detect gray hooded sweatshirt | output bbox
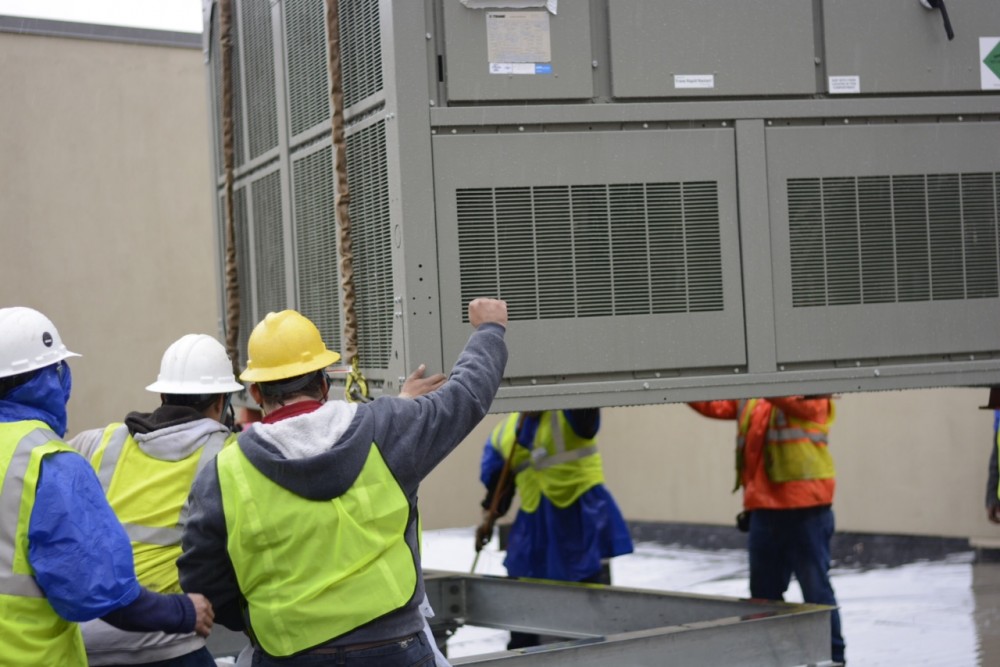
[178,322,507,655]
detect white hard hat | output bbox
[146,334,244,394]
[0,307,81,380]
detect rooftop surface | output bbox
[423,527,1000,666]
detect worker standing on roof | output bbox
[688,395,845,665]
[0,307,214,666]
[178,298,508,666]
[68,334,243,666]
[475,408,634,650]
[982,389,1000,524]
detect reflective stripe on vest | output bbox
[494,412,603,512]
[95,425,228,548]
[735,400,835,485]
[217,441,417,657]
[0,428,50,597]
[0,421,87,665]
[514,412,598,473]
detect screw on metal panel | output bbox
[429,100,436,106]
[451,128,457,134]
[655,371,661,378]
[642,382,650,390]
[592,60,598,68]
[721,121,728,127]
[733,368,740,374]
[767,120,773,126]
[855,360,861,367]
[394,296,402,303]
[970,354,976,360]
[814,57,821,65]
[957,116,964,122]
[530,378,537,385]
[779,365,785,371]
[643,123,649,129]
[843,118,850,124]
[431,129,437,134]
[426,33,432,40]
[873,369,880,377]
[518,126,524,131]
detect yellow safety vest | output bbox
[216,442,417,657]
[489,411,604,512]
[90,423,233,592]
[0,421,87,667]
[995,423,999,501]
[737,399,836,486]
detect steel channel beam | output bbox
[424,573,833,666]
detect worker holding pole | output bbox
[0,307,214,666]
[178,298,507,666]
[67,334,243,666]
[475,408,633,649]
[688,395,845,665]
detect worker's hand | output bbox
[474,510,495,552]
[989,502,1000,524]
[399,364,447,399]
[469,298,508,330]
[187,593,215,637]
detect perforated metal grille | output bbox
[346,121,392,369]
[251,172,287,317]
[788,173,1000,307]
[456,182,724,321]
[242,0,278,159]
[285,0,330,137]
[211,6,245,172]
[340,0,383,109]
[294,147,342,353]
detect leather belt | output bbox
[307,633,418,654]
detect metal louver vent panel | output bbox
[789,173,1000,308]
[251,172,287,317]
[294,147,341,353]
[456,182,724,321]
[340,0,383,109]
[242,0,278,159]
[346,121,392,369]
[285,0,330,137]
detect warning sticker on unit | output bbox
[981,37,1000,90]
[487,10,551,68]
[674,74,715,89]
[828,76,861,94]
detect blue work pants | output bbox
[748,506,845,664]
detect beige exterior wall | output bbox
[0,30,219,429]
[3,26,996,546]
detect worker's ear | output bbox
[248,383,263,408]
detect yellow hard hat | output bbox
[240,310,341,383]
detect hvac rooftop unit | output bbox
[203,0,1000,410]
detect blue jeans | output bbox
[118,647,217,667]
[250,633,433,666]
[748,507,845,664]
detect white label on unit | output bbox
[486,11,551,64]
[674,74,715,89]
[828,76,861,94]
